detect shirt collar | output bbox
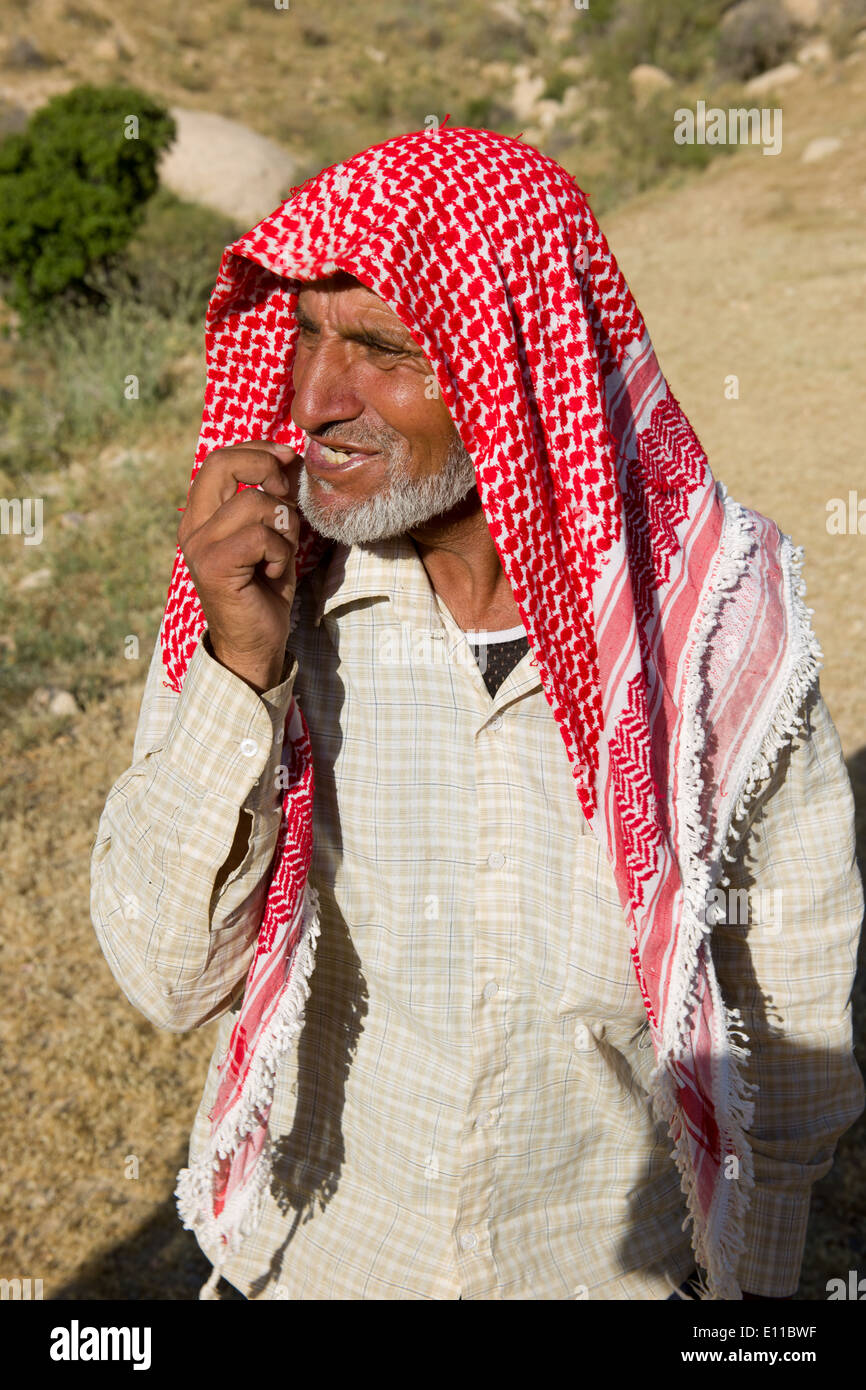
[309,532,543,702]
[311,533,439,631]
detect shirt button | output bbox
[474,1111,495,1128]
[482,980,499,1000]
[239,737,259,757]
[573,1022,593,1050]
[490,715,503,731]
[487,850,506,869]
[458,1231,478,1252]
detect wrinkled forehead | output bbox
[291,270,420,340]
[294,270,377,301]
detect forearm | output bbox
[90,630,296,1032]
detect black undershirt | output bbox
[465,632,530,697]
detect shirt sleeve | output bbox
[90,629,298,1033]
[709,685,866,1298]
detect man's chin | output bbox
[297,476,406,545]
[296,452,478,546]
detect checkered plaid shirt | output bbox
[91,534,864,1299]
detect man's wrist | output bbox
[204,631,289,695]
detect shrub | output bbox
[589,0,729,85]
[827,0,866,59]
[716,1,799,81]
[0,291,199,480]
[0,84,175,324]
[117,188,242,324]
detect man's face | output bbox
[290,272,476,544]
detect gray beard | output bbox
[296,432,477,546]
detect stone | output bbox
[510,64,546,121]
[801,136,842,162]
[560,56,588,78]
[780,0,822,26]
[157,108,299,228]
[796,37,832,64]
[31,685,78,716]
[744,61,803,94]
[16,567,52,591]
[628,63,674,102]
[533,98,562,132]
[5,36,52,69]
[91,34,128,63]
[48,689,79,717]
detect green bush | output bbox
[716,1,799,81]
[589,0,729,84]
[117,188,242,323]
[0,84,175,324]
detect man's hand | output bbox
[178,441,303,693]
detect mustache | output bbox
[314,427,404,454]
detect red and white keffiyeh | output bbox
[164,126,821,1299]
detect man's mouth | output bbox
[305,438,380,473]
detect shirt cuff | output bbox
[163,631,298,803]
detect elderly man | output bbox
[91,127,863,1301]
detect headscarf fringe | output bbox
[176,883,321,1252]
[647,482,820,1298]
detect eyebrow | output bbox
[294,302,417,352]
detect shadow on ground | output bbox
[50,1149,245,1301]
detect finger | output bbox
[182,443,301,538]
[201,520,295,591]
[190,486,299,550]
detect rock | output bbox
[157,108,299,228]
[92,34,128,63]
[628,63,674,102]
[780,0,821,26]
[491,0,525,26]
[533,99,562,132]
[801,136,842,163]
[479,61,512,84]
[510,64,546,121]
[16,567,52,592]
[48,689,79,717]
[744,61,803,94]
[364,46,386,64]
[59,510,87,529]
[560,56,588,78]
[561,86,585,118]
[31,686,78,716]
[796,37,832,64]
[4,37,52,69]
[97,445,158,472]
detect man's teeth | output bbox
[320,445,353,463]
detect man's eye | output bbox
[367,341,403,356]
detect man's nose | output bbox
[290,336,364,435]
